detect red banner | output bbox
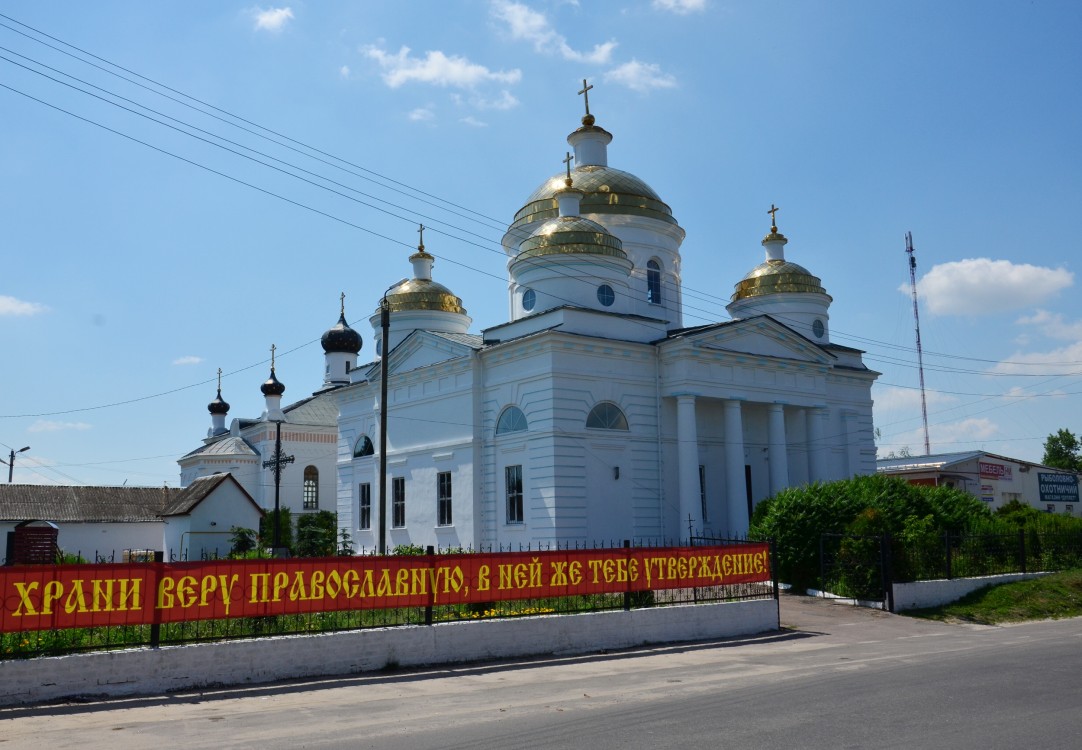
[0,544,771,633]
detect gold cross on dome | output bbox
[767,203,780,229]
[563,151,574,186]
[216,367,222,390]
[417,223,425,251]
[578,78,593,117]
[270,344,276,371]
[340,291,346,316]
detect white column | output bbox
[768,403,789,495]
[676,394,700,538]
[843,410,860,478]
[724,399,747,537]
[807,406,827,482]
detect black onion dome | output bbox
[321,312,363,354]
[261,369,285,397]
[208,388,230,415]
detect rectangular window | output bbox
[437,471,453,526]
[392,477,406,528]
[699,465,708,523]
[505,465,523,524]
[359,483,371,530]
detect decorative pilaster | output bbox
[724,399,747,536]
[676,394,700,538]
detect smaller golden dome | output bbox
[515,216,626,261]
[731,260,832,302]
[383,278,467,314]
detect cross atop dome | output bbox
[578,78,595,127]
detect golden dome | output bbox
[510,165,676,233]
[383,278,467,314]
[515,215,626,261]
[731,260,832,302]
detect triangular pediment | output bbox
[676,316,835,365]
[365,330,477,379]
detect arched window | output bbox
[647,260,662,304]
[586,402,629,431]
[354,435,374,457]
[496,406,528,435]
[303,465,319,509]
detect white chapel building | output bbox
[329,101,880,551]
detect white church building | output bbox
[180,93,879,551]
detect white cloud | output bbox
[881,417,1000,457]
[28,420,92,433]
[364,45,521,89]
[408,107,435,122]
[339,65,351,78]
[473,90,519,110]
[1015,310,1082,341]
[906,258,1073,316]
[490,1,617,64]
[873,385,955,414]
[460,116,488,128]
[653,0,707,14]
[172,355,203,366]
[0,295,47,316]
[604,60,677,92]
[989,339,1082,376]
[251,6,294,33]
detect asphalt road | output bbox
[2,595,1080,749]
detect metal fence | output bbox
[818,530,1082,609]
[2,538,775,660]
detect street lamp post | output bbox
[6,446,30,483]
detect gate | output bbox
[818,533,893,611]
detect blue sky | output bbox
[2,0,1080,486]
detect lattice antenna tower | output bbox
[906,231,931,455]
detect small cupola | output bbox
[727,205,833,343]
[207,368,230,437]
[321,293,362,387]
[260,344,286,421]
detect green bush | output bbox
[229,526,258,556]
[295,511,338,557]
[259,507,293,550]
[749,475,993,591]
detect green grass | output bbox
[906,570,1082,625]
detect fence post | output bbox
[881,533,895,614]
[623,539,632,611]
[425,545,435,625]
[818,534,825,593]
[1018,529,1027,575]
[150,551,164,648]
[770,538,780,603]
[944,532,952,580]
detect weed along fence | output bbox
[1,540,776,660]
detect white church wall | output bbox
[51,521,165,561]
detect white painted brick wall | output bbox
[0,599,777,706]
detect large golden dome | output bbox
[731,260,831,302]
[383,278,467,314]
[509,165,676,233]
[515,215,626,261]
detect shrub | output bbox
[295,511,338,557]
[259,507,293,550]
[749,475,993,591]
[229,526,258,556]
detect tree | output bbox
[1043,429,1082,471]
[259,507,293,551]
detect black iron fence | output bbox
[2,538,775,660]
[819,530,1082,608]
